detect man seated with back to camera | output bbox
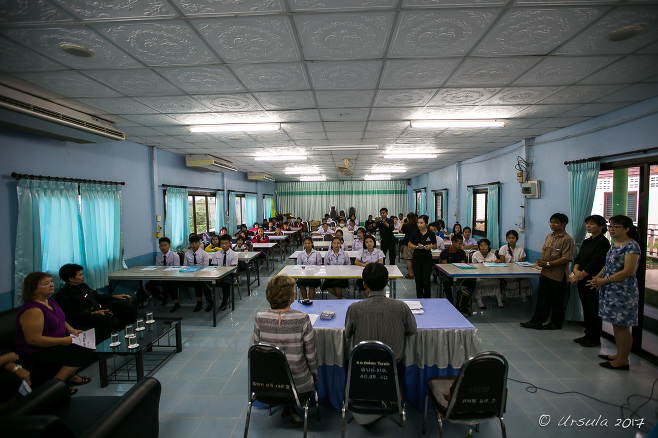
[54,263,137,342]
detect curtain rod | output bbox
[467,181,500,188]
[227,189,257,195]
[263,193,274,197]
[564,147,658,165]
[431,188,448,192]
[162,184,220,191]
[11,172,125,185]
[414,186,427,191]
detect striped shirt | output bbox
[324,249,350,266]
[253,309,318,393]
[352,239,364,252]
[297,249,323,266]
[357,248,385,264]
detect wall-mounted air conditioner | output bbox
[247,172,275,181]
[185,154,237,172]
[0,84,124,143]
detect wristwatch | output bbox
[12,364,22,373]
[546,261,551,267]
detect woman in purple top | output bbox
[15,272,94,391]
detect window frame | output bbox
[415,190,422,216]
[434,192,444,224]
[472,188,488,238]
[188,191,216,235]
[235,193,246,229]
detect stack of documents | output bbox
[403,300,424,315]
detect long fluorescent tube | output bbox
[255,155,307,161]
[300,176,326,181]
[384,154,437,159]
[285,168,320,174]
[410,120,505,128]
[189,123,281,133]
[312,145,379,151]
[365,174,392,180]
[371,167,407,173]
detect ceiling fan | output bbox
[336,158,354,176]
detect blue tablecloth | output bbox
[290,298,482,411]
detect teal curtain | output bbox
[419,188,426,217]
[565,161,600,322]
[464,187,473,229]
[276,180,408,221]
[245,193,258,227]
[80,183,124,290]
[14,180,84,306]
[228,192,236,233]
[486,184,500,247]
[165,187,189,252]
[215,190,225,230]
[263,195,274,220]
[442,189,449,229]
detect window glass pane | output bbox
[435,194,442,222]
[241,198,247,227]
[235,197,242,228]
[188,196,195,234]
[627,192,638,221]
[474,192,487,233]
[604,192,613,218]
[207,196,216,233]
[195,197,208,233]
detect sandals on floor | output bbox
[67,375,92,386]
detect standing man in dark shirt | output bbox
[54,264,137,341]
[375,207,396,265]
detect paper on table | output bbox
[201,266,219,271]
[402,300,423,310]
[483,262,507,267]
[164,266,185,271]
[141,266,159,270]
[453,263,476,269]
[71,328,96,350]
[515,262,532,267]
[308,314,320,326]
[411,309,425,315]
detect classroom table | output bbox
[237,251,261,295]
[288,298,482,411]
[108,265,237,327]
[276,264,403,298]
[435,262,541,298]
[262,235,290,259]
[288,250,385,263]
[312,241,353,250]
[248,242,278,272]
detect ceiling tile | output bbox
[403,0,508,5]
[559,102,632,117]
[94,21,217,66]
[485,87,563,105]
[267,109,321,122]
[380,59,461,89]
[289,132,327,140]
[418,106,478,118]
[513,56,620,86]
[315,90,375,108]
[513,104,580,118]
[0,36,66,72]
[1,27,140,69]
[320,108,370,122]
[579,55,658,84]
[326,131,365,140]
[170,0,284,15]
[230,63,309,91]
[253,91,315,110]
[428,88,500,106]
[290,0,395,11]
[366,121,409,131]
[76,97,160,114]
[374,89,437,107]
[294,12,394,60]
[473,7,604,56]
[308,61,382,89]
[556,6,658,55]
[170,111,270,124]
[155,66,244,93]
[389,9,500,57]
[192,93,263,112]
[135,96,214,113]
[538,84,625,104]
[193,16,300,62]
[53,0,176,20]
[447,57,541,86]
[17,70,121,97]
[117,114,182,125]
[323,122,367,131]
[594,83,658,103]
[369,107,423,120]
[0,0,72,23]
[281,122,324,132]
[83,69,182,95]
[529,117,591,128]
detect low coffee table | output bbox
[96,319,182,387]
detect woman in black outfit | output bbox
[408,215,437,298]
[400,213,418,279]
[569,215,610,347]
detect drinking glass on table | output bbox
[124,324,135,338]
[135,318,145,331]
[145,312,154,324]
[110,331,120,347]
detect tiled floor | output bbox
[76,255,658,438]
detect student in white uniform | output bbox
[355,235,385,293]
[210,234,238,311]
[334,229,350,251]
[296,237,323,300]
[498,229,531,302]
[323,236,351,299]
[352,227,366,252]
[183,235,212,312]
[472,238,504,308]
[335,220,354,245]
[314,222,333,236]
[145,237,180,311]
[347,219,357,232]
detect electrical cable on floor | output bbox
[508,376,658,433]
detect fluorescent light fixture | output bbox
[255,155,307,161]
[384,153,437,159]
[284,167,319,174]
[410,120,505,129]
[371,167,407,173]
[365,174,392,180]
[189,123,281,133]
[312,145,379,151]
[300,175,326,181]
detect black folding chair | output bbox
[423,351,508,437]
[244,343,319,438]
[342,341,405,437]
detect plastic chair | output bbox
[244,343,319,438]
[342,341,405,437]
[422,351,508,437]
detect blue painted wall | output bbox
[0,127,275,311]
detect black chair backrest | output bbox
[348,207,356,218]
[329,207,337,219]
[248,343,299,407]
[178,252,185,265]
[447,352,508,419]
[339,210,346,218]
[323,234,334,241]
[0,308,19,351]
[346,341,399,405]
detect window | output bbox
[472,189,488,237]
[188,192,216,235]
[415,190,422,215]
[235,194,246,228]
[434,192,443,223]
[603,191,638,221]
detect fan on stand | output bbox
[336,159,354,176]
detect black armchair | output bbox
[0,377,161,438]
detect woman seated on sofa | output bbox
[15,272,95,393]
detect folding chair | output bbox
[423,351,508,437]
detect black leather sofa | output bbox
[0,377,161,438]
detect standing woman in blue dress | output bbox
[588,215,641,371]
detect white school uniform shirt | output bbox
[211,248,238,267]
[358,248,385,264]
[183,249,209,267]
[315,227,334,235]
[155,249,179,266]
[499,244,526,263]
[352,239,364,252]
[297,249,323,266]
[472,251,497,264]
[336,226,354,243]
[463,237,478,247]
[436,237,445,250]
[324,249,351,266]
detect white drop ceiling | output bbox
[0,0,657,181]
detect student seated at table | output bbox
[235,234,253,252]
[267,221,276,232]
[334,229,350,251]
[435,220,447,239]
[323,236,351,299]
[347,219,357,231]
[352,227,366,252]
[499,229,531,303]
[471,239,504,309]
[273,225,284,236]
[294,217,305,231]
[296,237,323,300]
[429,223,446,250]
[182,233,205,252]
[253,275,318,427]
[349,213,358,227]
[210,234,237,311]
[364,215,377,235]
[461,227,478,250]
[315,222,334,235]
[249,222,260,235]
[205,234,222,253]
[55,264,137,342]
[355,235,384,295]
[253,227,270,243]
[183,235,213,312]
[145,237,180,310]
[438,234,475,307]
[449,223,462,241]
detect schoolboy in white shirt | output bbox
[183,235,212,312]
[211,234,238,311]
